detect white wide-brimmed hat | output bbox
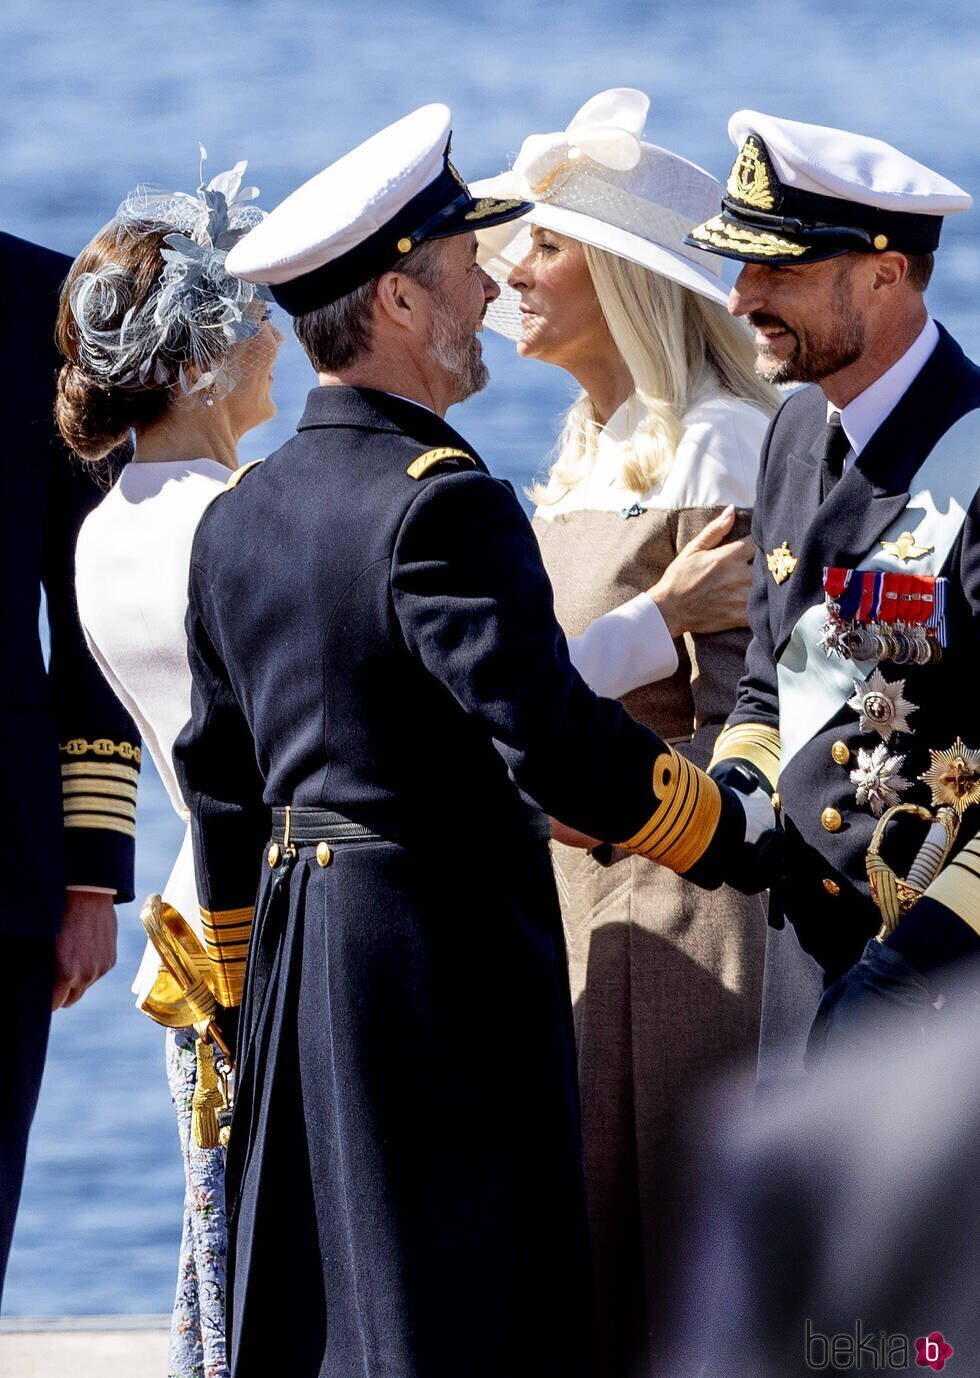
[473,88,729,339]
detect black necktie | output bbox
[817,412,850,502]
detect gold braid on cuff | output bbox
[709,722,781,791]
[200,906,255,1007]
[61,760,139,838]
[618,748,722,874]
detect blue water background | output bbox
[4,0,980,1315]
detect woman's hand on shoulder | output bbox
[647,505,754,637]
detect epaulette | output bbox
[406,448,476,480]
[226,458,265,490]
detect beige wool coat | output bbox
[533,392,769,1378]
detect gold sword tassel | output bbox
[191,1036,225,1150]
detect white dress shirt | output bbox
[830,315,940,466]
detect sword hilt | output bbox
[867,804,960,939]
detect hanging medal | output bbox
[821,566,947,665]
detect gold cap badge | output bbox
[726,137,777,212]
[766,542,797,584]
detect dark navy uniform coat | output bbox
[1,233,139,932]
[720,326,980,1060]
[174,386,744,1378]
[0,232,138,1297]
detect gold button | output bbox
[396,236,413,254]
[770,791,781,814]
[822,878,841,897]
[831,740,850,766]
[267,843,281,868]
[821,807,842,833]
[316,841,332,868]
[873,233,889,251]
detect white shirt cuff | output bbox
[66,885,117,897]
[566,593,679,699]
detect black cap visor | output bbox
[685,209,862,266]
[686,193,944,268]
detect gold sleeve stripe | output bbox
[64,813,136,839]
[626,753,697,854]
[709,723,781,789]
[62,779,137,802]
[926,838,980,937]
[619,748,722,875]
[199,907,254,926]
[200,906,255,1006]
[64,797,136,821]
[61,761,139,784]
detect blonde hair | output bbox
[530,244,778,504]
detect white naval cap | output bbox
[225,104,531,315]
[686,110,972,266]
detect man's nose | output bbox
[480,266,500,303]
[728,264,767,318]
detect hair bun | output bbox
[55,360,141,462]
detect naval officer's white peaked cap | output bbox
[728,111,972,213]
[225,104,530,316]
[687,110,972,267]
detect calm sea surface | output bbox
[4,0,980,1316]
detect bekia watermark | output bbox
[805,1319,955,1371]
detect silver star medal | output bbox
[850,744,911,817]
[847,668,916,740]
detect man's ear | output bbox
[376,270,427,333]
[870,251,908,293]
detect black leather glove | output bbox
[805,939,936,1072]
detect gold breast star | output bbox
[847,668,916,740]
[766,542,797,584]
[880,531,933,562]
[919,737,980,815]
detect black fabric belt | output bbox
[270,808,381,846]
[269,804,553,847]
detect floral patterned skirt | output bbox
[165,1026,229,1378]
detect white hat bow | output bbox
[512,88,650,198]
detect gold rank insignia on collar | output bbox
[406,448,475,479]
[766,541,797,584]
[880,530,934,561]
